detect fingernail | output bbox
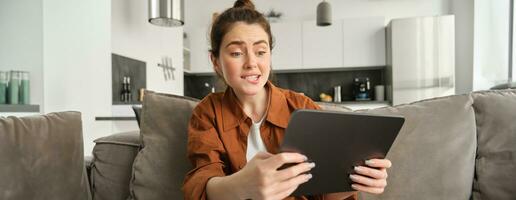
[307,173,313,179]
[349,174,358,180]
[309,162,316,168]
[366,159,375,165]
[351,184,358,190]
[303,156,308,161]
[354,166,362,172]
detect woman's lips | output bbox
[242,75,260,84]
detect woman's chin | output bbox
[237,84,266,96]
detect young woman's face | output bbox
[212,22,271,96]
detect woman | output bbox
[183,1,391,199]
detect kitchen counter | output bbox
[316,101,390,111]
[0,104,40,113]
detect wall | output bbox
[43,0,112,155]
[0,0,43,108]
[451,0,474,94]
[112,0,184,96]
[111,0,184,134]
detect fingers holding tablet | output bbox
[349,158,391,194]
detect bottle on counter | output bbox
[0,71,7,104]
[7,71,20,104]
[19,71,30,104]
[120,76,127,102]
[125,76,132,102]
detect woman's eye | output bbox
[257,51,267,56]
[230,52,243,57]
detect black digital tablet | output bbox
[280,109,405,197]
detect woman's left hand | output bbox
[349,158,392,194]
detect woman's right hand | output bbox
[230,151,315,200]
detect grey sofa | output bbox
[88,89,516,200]
[0,112,92,200]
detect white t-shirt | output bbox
[246,117,267,162]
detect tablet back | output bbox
[280,109,404,197]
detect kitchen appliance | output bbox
[375,85,385,101]
[386,15,455,105]
[333,85,341,102]
[353,77,371,101]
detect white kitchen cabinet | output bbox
[302,20,343,69]
[189,27,213,73]
[270,22,303,70]
[342,17,386,67]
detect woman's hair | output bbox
[209,0,274,58]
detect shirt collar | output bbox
[221,81,290,131]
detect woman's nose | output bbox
[244,52,258,69]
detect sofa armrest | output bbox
[90,131,141,200]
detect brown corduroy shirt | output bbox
[183,81,357,200]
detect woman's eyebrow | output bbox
[253,40,268,46]
[225,40,268,48]
[225,40,245,48]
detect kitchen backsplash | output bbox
[184,67,385,102]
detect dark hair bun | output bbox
[233,0,255,10]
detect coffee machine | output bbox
[353,77,371,100]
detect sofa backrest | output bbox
[359,94,477,200]
[0,112,91,200]
[471,89,516,200]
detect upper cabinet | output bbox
[302,20,344,69]
[186,17,386,73]
[270,22,303,70]
[342,17,386,67]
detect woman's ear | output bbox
[210,53,223,77]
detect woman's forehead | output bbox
[222,22,269,46]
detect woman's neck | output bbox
[234,86,268,123]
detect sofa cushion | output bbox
[129,91,199,200]
[0,112,91,200]
[359,94,477,200]
[472,89,516,200]
[91,131,140,200]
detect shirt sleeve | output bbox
[303,95,322,110]
[182,105,227,200]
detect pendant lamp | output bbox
[148,0,184,27]
[317,0,332,26]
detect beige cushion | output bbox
[0,112,91,200]
[359,94,477,200]
[471,89,516,200]
[129,91,199,200]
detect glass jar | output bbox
[19,71,30,104]
[0,71,7,104]
[8,70,20,104]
